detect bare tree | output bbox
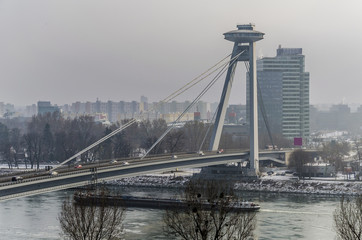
[334,195,362,240]
[259,133,293,149]
[112,127,132,158]
[321,141,351,171]
[0,123,11,168]
[139,119,167,155]
[288,149,314,178]
[23,131,42,169]
[163,179,257,240]
[164,128,185,154]
[58,189,126,240]
[353,139,362,180]
[183,121,210,152]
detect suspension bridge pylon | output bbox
[209,24,264,175]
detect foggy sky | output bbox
[1,0,362,106]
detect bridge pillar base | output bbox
[243,168,260,178]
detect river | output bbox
[0,187,340,240]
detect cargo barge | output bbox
[74,193,260,211]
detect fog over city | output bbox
[1,0,362,106]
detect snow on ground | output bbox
[107,168,198,188]
[235,177,362,196]
[0,164,57,176]
[108,168,362,196]
[108,175,189,188]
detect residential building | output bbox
[160,112,194,123]
[25,104,37,117]
[37,101,60,115]
[140,95,148,112]
[196,101,210,120]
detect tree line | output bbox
[0,112,248,169]
[0,111,302,170]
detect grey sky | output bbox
[1,0,362,106]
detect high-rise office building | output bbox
[248,45,310,141]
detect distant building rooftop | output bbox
[37,101,59,115]
[276,45,302,56]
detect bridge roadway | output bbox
[0,150,287,201]
[0,152,251,201]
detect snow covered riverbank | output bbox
[235,178,362,196]
[107,170,362,196]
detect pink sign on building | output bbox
[294,137,303,146]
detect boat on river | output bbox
[74,193,260,211]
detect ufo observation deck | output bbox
[223,24,264,43]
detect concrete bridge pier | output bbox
[209,24,264,176]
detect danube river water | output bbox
[0,187,340,240]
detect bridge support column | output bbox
[248,41,259,175]
[208,24,264,176]
[209,42,239,151]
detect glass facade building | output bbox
[247,46,310,141]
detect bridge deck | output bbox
[0,150,287,201]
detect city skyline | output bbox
[3,97,362,123]
[1,1,362,106]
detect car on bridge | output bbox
[74,164,82,169]
[217,149,224,154]
[11,176,23,182]
[49,171,58,176]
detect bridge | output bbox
[0,150,288,201]
[51,24,265,176]
[1,24,285,201]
